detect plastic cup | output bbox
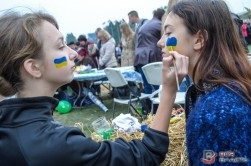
[92,117,113,139]
[100,128,114,140]
[137,107,142,115]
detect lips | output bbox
[71,65,76,71]
[161,51,166,57]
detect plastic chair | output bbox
[142,62,186,114]
[104,68,150,118]
[142,62,163,114]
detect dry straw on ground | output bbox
[85,113,187,165]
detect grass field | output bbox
[53,89,133,136]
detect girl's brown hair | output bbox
[172,0,251,103]
[0,11,58,96]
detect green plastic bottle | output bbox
[136,98,142,115]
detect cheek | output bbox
[53,56,68,69]
[176,34,194,56]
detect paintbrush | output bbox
[166,37,180,90]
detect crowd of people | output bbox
[0,0,250,165]
[242,19,251,45]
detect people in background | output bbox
[158,0,251,165]
[95,27,102,51]
[128,10,148,47]
[231,13,249,53]
[133,8,165,94]
[115,43,122,66]
[94,27,102,66]
[67,41,77,51]
[242,21,248,45]
[97,29,117,69]
[120,22,135,67]
[77,35,98,68]
[246,21,251,45]
[0,10,183,165]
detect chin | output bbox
[58,78,73,87]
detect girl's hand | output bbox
[162,51,189,90]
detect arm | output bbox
[43,126,169,165]
[151,51,189,133]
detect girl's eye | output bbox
[165,32,171,36]
[59,43,66,49]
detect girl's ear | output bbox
[194,30,207,51]
[23,59,42,78]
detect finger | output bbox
[168,51,189,81]
[162,57,177,86]
[162,56,174,69]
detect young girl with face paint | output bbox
[158,0,251,165]
[0,11,183,166]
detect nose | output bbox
[68,46,78,61]
[157,35,165,48]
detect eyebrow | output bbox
[56,36,64,44]
[164,24,173,30]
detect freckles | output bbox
[53,56,68,68]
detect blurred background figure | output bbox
[94,27,102,66]
[76,35,98,68]
[97,29,117,69]
[120,22,135,67]
[128,10,148,48]
[235,15,249,53]
[115,43,122,66]
[133,8,165,94]
[67,41,77,51]
[95,27,102,50]
[247,22,251,45]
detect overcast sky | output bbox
[0,0,250,38]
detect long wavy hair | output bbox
[171,0,251,104]
[119,22,134,40]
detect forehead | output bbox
[163,12,184,30]
[39,20,63,45]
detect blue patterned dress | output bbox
[185,83,251,165]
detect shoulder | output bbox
[141,18,148,24]
[201,85,248,107]
[187,84,251,127]
[197,85,249,114]
[106,38,115,44]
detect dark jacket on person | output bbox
[0,97,169,166]
[134,17,162,66]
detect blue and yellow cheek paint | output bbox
[166,37,177,51]
[54,56,67,68]
[165,37,180,90]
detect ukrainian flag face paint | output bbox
[54,56,67,68]
[166,37,177,51]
